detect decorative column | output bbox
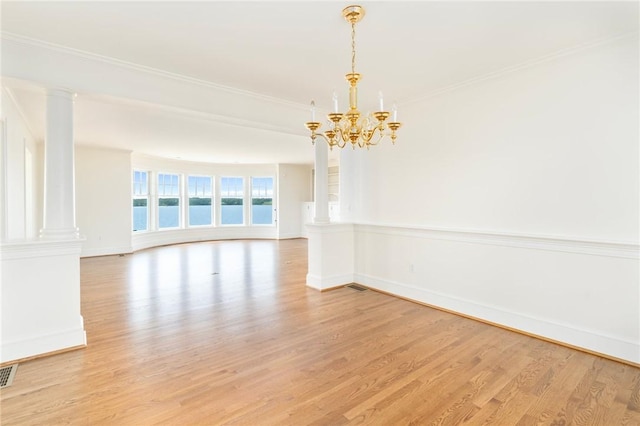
[40,89,79,240]
[313,139,330,224]
[306,141,354,291]
[1,88,86,363]
[339,147,356,222]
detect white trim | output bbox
[0,239,83,260]
[131,226,277,252]
[306,222,355,234]
[306,272,354,291]
[76,91,306,138]
[80,246,133,258]
[277,232,302,240]
[404,31,639,105]
[0,325,86,364]
[355,223,639,259]
[355,273,640,364]
[0,118,7,241]
[0,32,305,111]
[2,87,37,140]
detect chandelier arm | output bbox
[335,124,350,144]
[367,127,386,146]
[361,127,377,145]
[310,131,350,150]
[310,132,330,145]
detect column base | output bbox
[39,227,81,240]
[306,222,354,290]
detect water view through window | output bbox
[132,174,275,230]
[189,176,212,226]
[132,170,148,231]
[221,177,244,225]
[158,173,180,228]
[252,177,274,225]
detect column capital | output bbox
[47,88,75,100]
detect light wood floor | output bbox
[1,239,639,425]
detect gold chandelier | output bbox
[305,5,402,149]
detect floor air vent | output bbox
[346,284,368,292]
[0,364,18,388]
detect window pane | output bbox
[221,198,243,225]
[133,198,148,231]
[252,203,272,225]
[132,170,149,232]
[251,177,274,197]
[188,176,213,226]
[221,177,243,197]
[159,197,179,228]
[251,177,273,225]
[221,177,244,225]
[189,196,212,226]
[133,170,148,196]
[188,176,196,196]
[188,176,213,197]
[158,173,179,197]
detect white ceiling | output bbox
[1,1,638,164]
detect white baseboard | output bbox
[306,272,354,291]
[80,245,133,258]
[132,227,278,252]
[355,273,639,364]
[278,233,302,240]
[0,325,87,363]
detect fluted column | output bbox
[40,89,79,240]
[313,140,330,224]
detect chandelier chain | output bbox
[351,22,356,74]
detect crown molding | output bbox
[77,93,307,138]
[0,32,308,111]
[2,87,37,140]
[403,30,639,105]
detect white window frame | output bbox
[132,170,149,232]
[250,176,275,226]
[187,175,214,227]
[220,176,245,226]
[157,172,181,230]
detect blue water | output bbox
[189,205,212,226]
[133,205,273,230]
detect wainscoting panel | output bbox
[353,224,639,364]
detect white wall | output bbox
[1,88,41,241]
[277,164,311,239]
[76,146,132,257]
[349,35,639,363]
[1,240,86,362]
[356,35,639,238]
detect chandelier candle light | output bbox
[305,5,402,149]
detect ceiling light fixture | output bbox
[305,5,402,149]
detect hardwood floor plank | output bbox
[1,239,638,425]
